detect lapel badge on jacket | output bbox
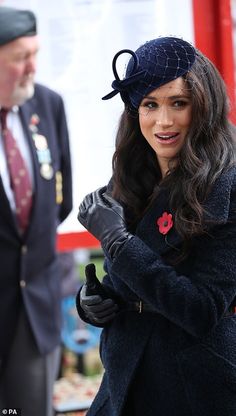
[29,113,54,180]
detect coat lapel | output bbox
[135,166,236,256]
[19,100,40,236]
[135,188,182,255]
[19,97,39,175]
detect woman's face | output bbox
[138,77,192,177]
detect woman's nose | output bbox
[155,105,174,127]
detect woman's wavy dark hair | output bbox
[112,50,236,240]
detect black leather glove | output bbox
[76,263,119,325]
[78,187,133,259]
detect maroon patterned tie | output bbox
[0,108,33,233]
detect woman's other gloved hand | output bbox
[76,263,119,325]
[78,187,133,259]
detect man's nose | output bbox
[25,56,37,74]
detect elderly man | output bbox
[0,6,72,416]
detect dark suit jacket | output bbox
[82,166,236,416]
[0,83,72,357]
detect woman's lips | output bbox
[155,132,179,144]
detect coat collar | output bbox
[203,166,236,222]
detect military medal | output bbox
[34,134,48,151]
[30,119,54,180]
[55,171,63,204]
[40,163,54,180]
[29,114,40,133]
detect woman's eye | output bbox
[173,100,189,108]
[143,102,157,110]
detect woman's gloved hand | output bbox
[79,285,119,324]
[76,263,119,325]
[78,187,133,259]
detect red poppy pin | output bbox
[157,212,173,235]
[29,113,40,133]
[30,113,40,125]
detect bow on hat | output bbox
[102,49,146,104]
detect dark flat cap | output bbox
[0,6,37,46]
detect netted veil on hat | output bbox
[102,37,196,109]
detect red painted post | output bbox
[192,0,236,123]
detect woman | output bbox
[76,37,236,415]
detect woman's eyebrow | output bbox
[168,94,191,99]
[142,93,191,100]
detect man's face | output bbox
[0,35,39,108]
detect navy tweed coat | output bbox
[82,166,236,416]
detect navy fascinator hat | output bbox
[102,37,196,109]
